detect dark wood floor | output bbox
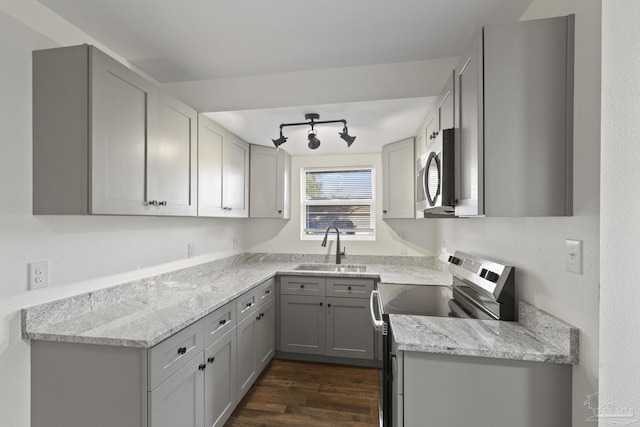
[226,359,379,426]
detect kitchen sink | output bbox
[292,263,367,273]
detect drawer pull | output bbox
[348,286,352,291]
[246,302,253,308]
[177,347,187,355]
[256,315,261,321]
[198,364,206,371]
[328,303,332,308]
[319,302,323,307]
[300,285,305,289]
[219,319,227,326]
[260,313,264,318]
[208,357,215,364]
[265,289,271,295]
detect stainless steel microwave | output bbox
[416,128,455,216]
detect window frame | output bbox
[300,166,376,241]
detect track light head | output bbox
[307,130,321,150]
[272,134,287,148]
[339,127,356,147]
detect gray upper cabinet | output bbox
[436,71,455,133]
[33,44,197,216]
[455,15,574,217]
[197,115,249,218]
[147,93,198,216]
[249,145,291,219]
[381,138,415,219]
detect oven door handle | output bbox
[370,290,385,332]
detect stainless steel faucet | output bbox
[321,226,346,264]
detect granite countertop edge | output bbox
[22,253,578,365]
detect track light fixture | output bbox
[271,113,356,150]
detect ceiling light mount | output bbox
[272,113,356,150]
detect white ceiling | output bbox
[205,98,436,156]
[36,0,533,154]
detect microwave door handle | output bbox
[370,290,385,331]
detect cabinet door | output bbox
[147,93,197,216]
[325,297,374,360]
[249,145,290,219]
[223,133,249,217]
[381,138,415,219]
[204,329,236,427]
[236,315,257,401]
[437,71,455,132]
[91,46,157,215]
[148,354,204,427]
[454,30,484,217]
[255,297,275,373]
[279,295,325,355]
[197,115,225,216]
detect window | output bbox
[301,167,375,240]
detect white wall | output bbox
[420,2,602,426]
[600,0,640,418]
[0,6,245,427]
[245,153,439,257]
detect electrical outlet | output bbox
[29,261,49,289]
[565,240,583,274]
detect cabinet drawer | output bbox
[326,278,374,298]
[280,276,326,296]
[201,300,236,348]
[148,320,203,390]
[236,290,259,323]
[255,278,275,305]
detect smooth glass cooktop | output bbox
[378,283,455,317]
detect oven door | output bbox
[370,290,392,427]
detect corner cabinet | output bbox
[30,278,278,427]
[381,138,415,219]
[279,276,375,360]
[33,44,197,216]
[455,15,574,217]
[197,115,250,217]
[249,145,291,219]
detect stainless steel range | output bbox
[370,251,515,427]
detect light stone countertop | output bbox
[390,301,579,364]
[22,253,578,364]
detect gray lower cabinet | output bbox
[400,351,572,427]
[30,280,278,427]
[280,294,326,354]
[325,296,373,359]
[236,279,276,401]
[148,355,205,427]
[204,328,237,427]
[256,297,276,371]
[279,276,375,360]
